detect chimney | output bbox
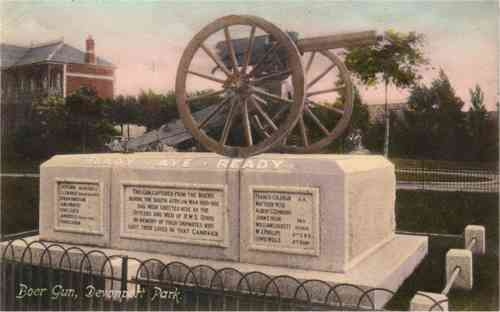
[85,35,96,64]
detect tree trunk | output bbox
[120,124,124,136]
[81,119,87,153]
[383,80,390,157]
[127,124,130,139]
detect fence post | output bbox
[421,159,425,191]
[121,256,128,307]
[409,225,486,311]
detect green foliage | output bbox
[345,30,428,156]
[391,70,467,160]
[327,85,372,152]
[386,71,497,162]
[66,87,101,119]
[65,87,117,152]
[13,95,68,158]
[466,85,498,161]
[11,87,118,160]
[364,116,386,154]
[106,95,142,136]
[345,30,427,88]
[470,85,486,113]
[136,89,179,131]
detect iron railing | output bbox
[0,238,448,311]
[395,167,498,193]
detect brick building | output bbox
[1,36,115,136]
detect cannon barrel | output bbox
[296,30,380,53]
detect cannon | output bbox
[176,15,379,157]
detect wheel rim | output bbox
[279,50,353,153]
[176,15,304,158]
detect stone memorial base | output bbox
[22,152,429,308]
[0,234,427,309]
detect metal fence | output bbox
[0,238,443,311]
[395,167,499,193]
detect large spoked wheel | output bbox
[176,15,305,158]
[279,50,353,153]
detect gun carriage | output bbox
[176,15,379,157]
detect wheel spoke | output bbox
[198,95,232,129]
[307,99,344,115]
[305,52,316,75]
[248,96,278,131]
[270,103,289,121]
[252,70,291,84]
[252,94,268,106]
[219,97,238,145]
[187,89,225,102]
[248,42,280,76]
[250,86,294,104]
[304,106,330,135]
[298,116,309,147]
[307,86,344,97]
[252,115,271,138]
[242,26,256,74]
[241,99,253,146]
[201,43,232,77]
[307,63,335,89]
[224,27,239,72]
[188,70,226,84]
[252,101,288,132]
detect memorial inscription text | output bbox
[56,181,102,234]
[122,184,227,247]
[251,187,319,255]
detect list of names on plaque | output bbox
[251,187,318,255]
[122,184,226,246]
[56,181,102,234]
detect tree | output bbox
[66,86,116,152]
[137,89,221,132]
[137,89,164,131]
[466,85,496,161]
[108,95,127,136]
[320,85,371,153]
[13,96,67,159]
[396,70,467,160]
[106,95,140,138]
[345,30,428,156]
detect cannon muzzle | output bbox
[296,30,379,53]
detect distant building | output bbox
[1,36,115,137]
[367,102,409,122]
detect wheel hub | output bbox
[224,73,251,97]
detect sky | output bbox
[1,1,498,110]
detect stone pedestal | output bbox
[35,152,427,306]
[239,154,395,272]
[39,154,118,247]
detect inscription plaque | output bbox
[55,180,103,235]
[121,182,228,247]
[250,186,319,256]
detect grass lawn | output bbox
[387,190,498,310]
[1,177,39,235]
[1,156,44,173]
